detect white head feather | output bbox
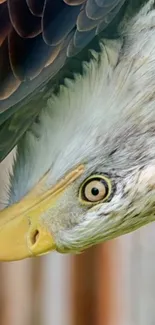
[7,0,155,251]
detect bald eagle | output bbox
[0,0,154,261]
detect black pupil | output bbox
[91,187,99,196]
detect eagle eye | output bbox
[79,174,112,205]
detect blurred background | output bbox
[1,152,155,325]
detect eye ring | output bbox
[79,174,112,206]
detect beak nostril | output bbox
[28,226,55,255]
[31,229,39,246]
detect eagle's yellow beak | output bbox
[0,165,84,261]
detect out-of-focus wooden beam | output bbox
[125,225,155,325]
[71,247,97,325]
[72,240,125,325]
[41,253,72,325]
[31,257,43,325]
[95,239,124,325]
[0,260,34,325]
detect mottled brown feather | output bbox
[0,0,129,160]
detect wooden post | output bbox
[71,240,125,325]
[71,247,97,325]
[95,240,125,325]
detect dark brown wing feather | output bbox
[0,0,128,161]
[0,0,126,108]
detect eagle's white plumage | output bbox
[10,1,155,201]
[9,39,121,204]
[1,0,155,256]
